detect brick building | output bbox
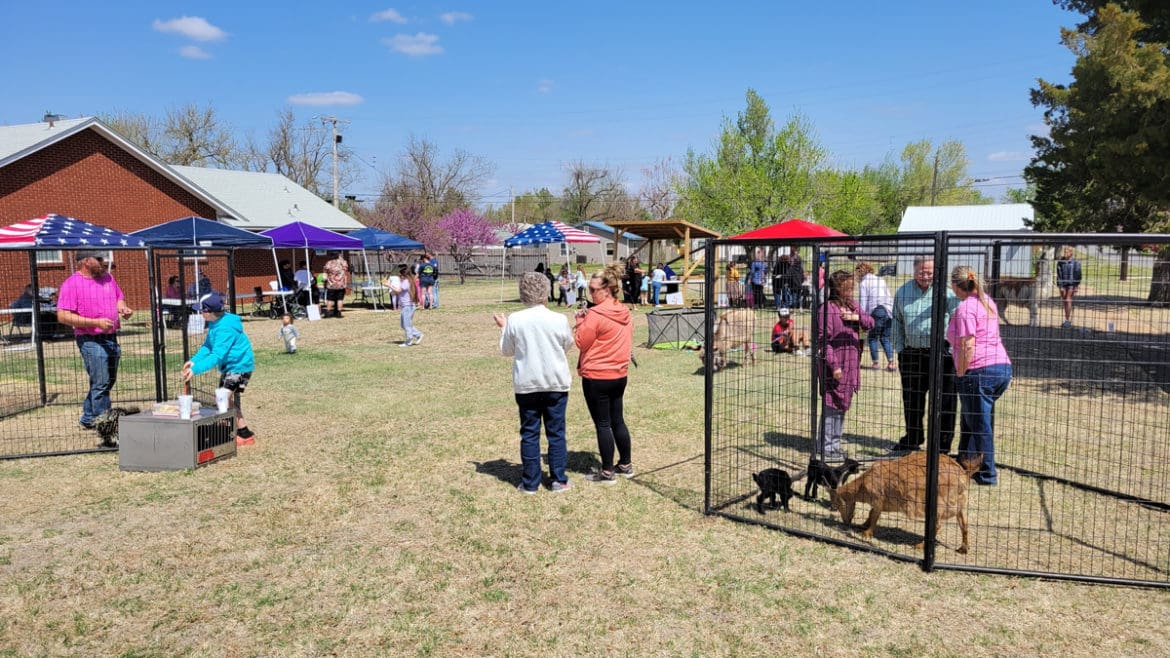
[0,117,364,310]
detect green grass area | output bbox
[0,279,1168,656]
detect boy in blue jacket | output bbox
[181,292,257,446]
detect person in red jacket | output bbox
[574,263,635,484]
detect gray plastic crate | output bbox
[118,409,237,471]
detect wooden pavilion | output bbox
[604,219,720,306]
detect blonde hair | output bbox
[950,266,995,317]
[591,262,624,297]
[855,262,875,277]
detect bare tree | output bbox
[639,156,680,219]
[98,111,165,157]
[162,102,237,167]
[561,162,629,223]
[381,135,494,217]
[265,109,335,195]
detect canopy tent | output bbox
[731,219,847,240]
[260,221,363,250]
[499,221,601,302]
[0,213,147,249]
[0,214,148,344]
[260,222,367,312]
[349,226,424,251]
[131,216,274,248]
[132,216,274,320]
[350,227,425,295]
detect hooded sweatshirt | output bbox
[575,298,633,379]
[189,312,255,376]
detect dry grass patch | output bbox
[1,280,1169,656]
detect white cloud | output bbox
[537,79,554,94]
[370,9,407,23]
[382,33,443,56]
[287,91,365,107]
[439,11,473,25]
[152,16,227,42]
[988,151,1029,162]
[179,45,212,60]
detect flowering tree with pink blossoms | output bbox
[437,208,499,283]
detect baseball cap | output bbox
[75,250,106,261]
[778,307,790,317]
[190,291,224,313]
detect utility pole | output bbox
[319,116,350,207]
[930,149,940,206]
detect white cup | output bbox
[178,394,193,420]
[215,387,231,413]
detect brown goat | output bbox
[701,308,756,371]
[829,451,981,554]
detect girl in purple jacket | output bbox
[818,269,874,461]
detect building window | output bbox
[35,250,62,264]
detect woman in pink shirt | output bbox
[947,266,1012,485]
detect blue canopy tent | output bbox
[131,215,274,303]
[349,226,424,251]
[349,227,424,298]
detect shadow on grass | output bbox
[471,451,600,487]
[630,453,705,512]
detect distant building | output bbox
[897,204,1035,277]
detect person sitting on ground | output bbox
[771,308,809,355]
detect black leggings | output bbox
[582,377,631,471]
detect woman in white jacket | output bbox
[857,262,896,371]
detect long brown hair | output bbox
[826,269,854,308]
[950,265,994,317]
[398,265,419,304]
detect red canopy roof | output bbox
[731,219,847,240]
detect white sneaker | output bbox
[412,333,424,345]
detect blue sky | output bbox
[0,1,1081,208]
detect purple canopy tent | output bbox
[259,222,365,315]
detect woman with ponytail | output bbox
[947,266,1012,485]
[574,262,635,484]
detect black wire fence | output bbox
[0,248,235,459]
[704,232,1170,587]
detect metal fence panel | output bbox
[705,233,1170,587]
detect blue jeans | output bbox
[867,306,893,363]
[400,304,421,342]
[957,363,1012,484]
[77,335,120,424]
[651,281,662,305]
[516,391,568,491]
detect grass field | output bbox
[1,278,1169,656]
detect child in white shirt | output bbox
[277,313,299,354]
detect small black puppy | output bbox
[752,468,795,515]
[94,406,141,448]
[803,456,861,501]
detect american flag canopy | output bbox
[0,214,147,249]
[503,221,602,247]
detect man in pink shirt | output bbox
[56,250,133,431]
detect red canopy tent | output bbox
[731,218,847,240]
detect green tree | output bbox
[895,140,989,208]
[1027,3,1170,300]
[677,89,826,235]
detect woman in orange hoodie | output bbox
[574,263,635,484]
